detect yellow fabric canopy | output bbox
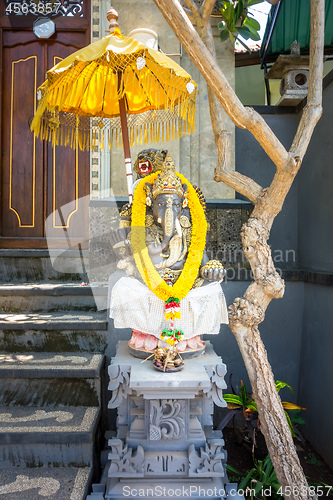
[31,28,198,151]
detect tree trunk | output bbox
[152,0,325,498]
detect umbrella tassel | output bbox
[158,82,161,109]
[100,129,105,150]
[147,72,153,104]
[59,83,67,109]
[87,130,90,151]
[154,80,158,106]
[56,124,60,146]
[71,127,75,149]
[164,84,169,112]
[83,130,86,151]
[79,128,83,151]
[170,84,176,113]
[64,126,69,147]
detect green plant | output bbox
[226,455,281,499]
[217,0,265,53]
[218,380,305,440]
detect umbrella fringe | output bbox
[79,127,83,151]
[56,125,60,147]
[99,129,105,150]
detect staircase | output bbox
[0,251,109,499]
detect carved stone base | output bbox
[103,341,231,499]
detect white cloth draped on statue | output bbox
[110,277,228,340]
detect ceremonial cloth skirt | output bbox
[110,277,228,340]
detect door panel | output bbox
[2,40,44,238]
[0,10,90,249]
[45,44,89,245]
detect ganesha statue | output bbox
[110,150,228,358]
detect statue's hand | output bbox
[200,260,226,283]
[110,228,133,260]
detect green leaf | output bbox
[236,25,252,40]
[245,15,260,31]
[226,464,243,476]
[218,21,227,30]
[239,468,256,490]
[240,380,248,405]
[219,30,230,42]
[282,402,306,410]
[276,380,295,396]
[223,394,243,406]
[241,21,260,40]
[254,481,265,494]
[264,458,273,482]
[235,0,245,20]
[246,401,258,412]
[284,410,297,438]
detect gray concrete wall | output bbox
[297,77,333,468]
[235,110,300,265]
[298,78,333,272]
[298,284,333,469]
[208,280,304,401]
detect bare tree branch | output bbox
[152,0,290,170]
[183,6,196,23]
[183,0,199,16]
[290,0,324,160]
[200,0,217,21]
[215,167,263,203]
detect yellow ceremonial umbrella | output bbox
[31,8,197,201]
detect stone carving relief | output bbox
[149,399,185,440]
[203,363,227,407]
[188,439,226,477]
[145,451,188,476]
[108,439,144,478]
[108,365,132,409]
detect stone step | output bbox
[0,283,108,313]
[0,249,89,283]
[0,327,109,354]
[0,352,104,406]
[0,311,107,331]
[0,466,92,499]
[0,352,104,379]
[0,406,100,467]
[0,312,109,353]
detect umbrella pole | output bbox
[118,84,133,204]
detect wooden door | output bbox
[0,1,91,249]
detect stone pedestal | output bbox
[105,341,231,499]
